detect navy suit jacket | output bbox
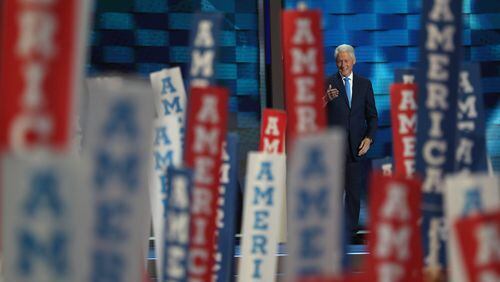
[326,72,378,161]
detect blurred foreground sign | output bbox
[366,173,423,282]
[445,174,500,282]
[2,154,91,282]
[85,78,154,282]
[0,0,91,152]
[286,129,345,280]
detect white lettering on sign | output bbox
[11,0,59,150]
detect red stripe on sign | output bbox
[184,86,228,282]
[366,173,423,282]
[259,109,287,154]
[0,0,81,151]
[282,10,326,147]
[455,211,500,282]
[390,84,418,178]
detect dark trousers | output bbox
[345,156,364,236]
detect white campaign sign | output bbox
[84,78,154,282]
[286,129,346,279]
[445,173,500,282]
[149,116,182,278]
[2,153,91,282]
[150,67,187,123]
[238,152,286,282]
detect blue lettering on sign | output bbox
[300,227,323,259]
[253,210,269,230]
[253,187,274,206]
[162,97,183,115]
[256,161,273,181]
[24,171,63,217]
[154,151,174,171]
[161,76,177,95]
[18,230,67,276]
[461,188,483,216]
[251,235,267,255]
[95,201,130,241]
[92,250,124,282]
[301,148,327,177]
[297,189,328,218]
[252,259,263,279]
[154,126,171,146]
[95,151,139,191]
[103,101,138,138]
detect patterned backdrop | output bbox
[88,0,262,174]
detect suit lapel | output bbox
[351,74,361,111]
[334,73,350,109]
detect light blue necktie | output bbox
[344,77,352,107]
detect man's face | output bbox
[336,51,355,77]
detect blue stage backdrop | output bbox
[88,0,262,172]
[285,0,500,172]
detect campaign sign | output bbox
[259,109,287,154]
[149,116,182,279]
[455,210,500,282]
[189,13,222,88]
[394,68,417,84]
[282,10,327,145]
[455,63,488,173]
[84,78,154,282]
[184,86,228,281]
[390,83,418,177]
[416,0,463,268]
[445,174,500,282]
[2,154,91,282]
[0,0,91,151]
[238,152,286,282]
[285,129,346,280]
[214,134,239,282]
[366,173,423,282]
[372,157,394,176]
[162,167,193,281]
[150,67,188,125]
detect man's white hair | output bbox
[335,44,356,61]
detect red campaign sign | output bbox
[183,86,228,282]
[0,0,86,151]
[298,274,366,282]
[390,84,418,178]
[259,108,287,154]
[366,173,423,282]
[282,10,326,147]
[455,211,500,282]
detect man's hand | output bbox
[323,84,339,107]
[358,137,372,156]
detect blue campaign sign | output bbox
[189,13,222,88]
[215,133,239,282]
[455,63,488,173]
[163,166,193,282]
[416,0,463,268]
[394,68,417,84]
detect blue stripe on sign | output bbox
[99,13,134,30]
[471,45,500,61]
[102,46,134,63]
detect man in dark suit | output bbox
[324,44,378,239]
